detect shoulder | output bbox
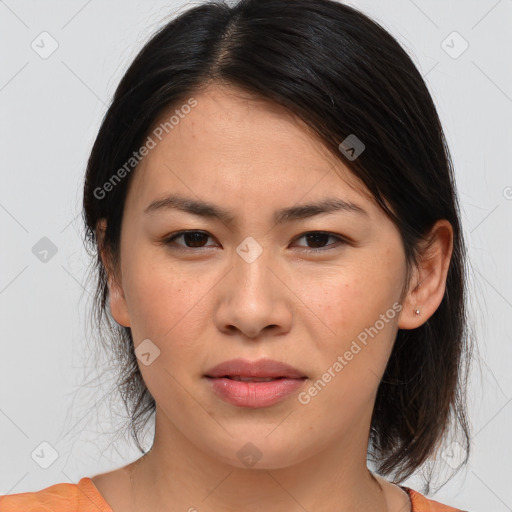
[0,477,112,512]
[405,487,467,512]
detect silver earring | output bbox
[414,308,421,315]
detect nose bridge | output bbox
[214,234,292,338]
[232,235,277,304]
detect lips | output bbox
[204,358,307,408]
[204,359,306,408]
[204,358,307,380]
[227,376,279,382]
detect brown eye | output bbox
[163,230,347,254]
[164,231,217,250]
[293,231,347,252]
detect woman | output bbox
[0,0,472,510]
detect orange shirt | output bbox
[0,477,465,512]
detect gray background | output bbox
[0,1,511,511]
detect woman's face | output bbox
[106,84,411,469]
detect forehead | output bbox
[126,84,376,216]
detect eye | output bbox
[163,230,217,251]
[292,231,347,253]
[163,230,347,253]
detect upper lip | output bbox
[205,358,306,379]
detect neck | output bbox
[125,410,389,512]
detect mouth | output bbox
[204,358,308,408]
[204,357,307,380]
[215,376,299,382]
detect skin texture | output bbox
[93,83,453,512]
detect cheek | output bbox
[294,258,402,396]
[122,263,211,407]
[295,260,401,343]
[122,253,216,367]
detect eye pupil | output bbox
[306,233,330,248]
[184,232,208,247]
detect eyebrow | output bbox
[144,193,369,225]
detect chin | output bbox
[202,433,316,471]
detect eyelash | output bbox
[162,230,348,254]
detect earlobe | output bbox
[108,277,132,328]
[96,218,131,328]
[397,219,454,330]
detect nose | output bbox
[213,245,293,340]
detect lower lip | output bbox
[205,377,307,408]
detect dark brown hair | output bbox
[81,0,472,491]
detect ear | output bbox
[397,219,454,330]
[96,219,131,328]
